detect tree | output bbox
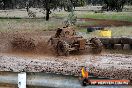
[63,0,73,12]
[85,0,104,5]
[127,0,132,5]
[1,0,13,9]
[71,0,86,8]
[40,0,63,21]
[65,0,86,10]
[0,0,86,20]
[103,0,126,11]
[41,0,86,21]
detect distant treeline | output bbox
[86,0,132,6]
[86,0,132,11]
[0,0,131,10]
[0,0,42,9]
[0,0,85,9]
[0,0,131,20]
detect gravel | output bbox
[0,53,132,80]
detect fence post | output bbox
[18,72,26,88]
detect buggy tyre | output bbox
[56,41,69,56]
[90,38,103,54]
[81,78,90,86]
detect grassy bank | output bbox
[0,18,64,32]
[54,11,132,22]
[0,18,132,38]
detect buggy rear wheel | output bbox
[90,38,103,54]
[56,41,69,56]
[81,78,90,86]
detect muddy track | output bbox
[0,31,132,80]
[78,18,132,27]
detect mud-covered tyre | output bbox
[81,78,90,86]
[65,50,69,56]
[56,41,69,56]
[90,38,103,54]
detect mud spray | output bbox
[0,32,56,56]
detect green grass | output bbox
[77,12,132,22]
[0,18,131,38]
[110,26,132,37]
[54,11,132,22]
[0,18,64,32]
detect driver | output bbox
[55,28,62,38]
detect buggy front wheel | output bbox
[90,38,103,54]
[56,41,69,56]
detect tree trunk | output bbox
[26,0,29,12]
[3,0,6,10]
[46,9,50,21]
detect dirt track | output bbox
[78,18,132,27]
[0,30,132,80]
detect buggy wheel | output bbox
[90,38,103,54]
[56,41,69,56]
[65,50,69,56]
[81,78,90,86]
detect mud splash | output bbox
[0,31,99,56]
[0,31,56,56]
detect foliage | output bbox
[62,0,86,12]
[85,0,132,6]
[64,11,77,26]
[40,0,85,20]
[102,0,127,12]
[86,0,104,5]
[0,0,85,20]
[72,0,86,7]
[127,0,132,5]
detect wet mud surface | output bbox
[0,31,132,80]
